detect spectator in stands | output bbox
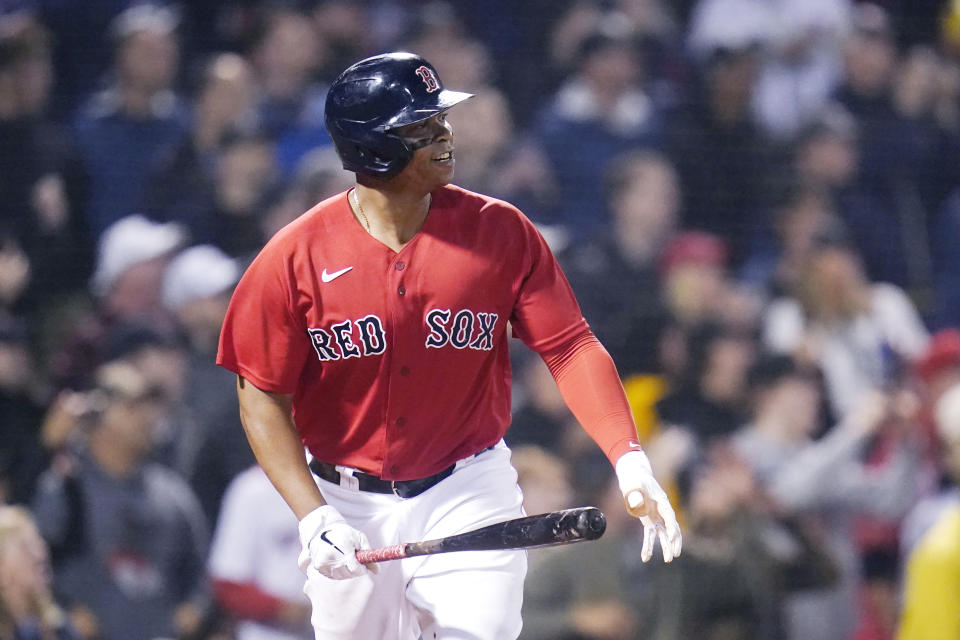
[141,52,259,236]
[890,45,960,214]
[896,382,960,640]
[794,102,860,191]
[506,352,578,457]
[762,231,929,419]
[657,321,756,446]
[914,329,960,409]
[733,353,919,640]
[51,214,185,390]
[611,0,689,107]
[562,150,678,377]
[633,438,837,640]
[208,465,312,640]
[520,453,641,640]
[533,16,661,236]
[739,180,845,299]
[931,190,960,329]
[199,127,279,260]
[833,2,898,175]
[71,4,187,238]
[511,445,575,517]
[790,101,918,293]
[0,312,46,506]
[672,0,779,265]
[829,3,953,295]
[248,5,329,176]
[906,328,960,487]
[659,231,761,337]
[99,322,197,477]
[660,231,729,331]
[32,361,209,640]
[161,244,254,524]
[0,12,92,316]
[752,0,851,139]
[0,505,78,640]
[0,236,29,323]
[307,1,374,79]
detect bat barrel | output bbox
[355,507,606,565]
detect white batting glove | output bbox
[298,505,372,580]
[615,450,683,563]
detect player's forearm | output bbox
[236,376,326,519]
[540,331,642,464]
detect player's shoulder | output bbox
[250,190,349,263]
[271,191,349,245]
[435,184,532,229]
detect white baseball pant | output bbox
[303,441,527,640]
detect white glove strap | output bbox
[615,450,656,508]
[298,504,345,548]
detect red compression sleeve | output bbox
[539,328,643,465]
[211,578,286,621]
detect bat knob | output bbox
[579,508,606,539]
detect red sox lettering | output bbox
[308,314,386,361]
[307,308,499,361]
[425,309,498,350]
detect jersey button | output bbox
[390,464,400,475]
[396,417,406,426]
[395,261,405,271]
[397,285,406,296]
[400,366,410,376]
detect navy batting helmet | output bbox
[324,52,473,178]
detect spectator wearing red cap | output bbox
[660,231,760,335]
[659,230,727,330]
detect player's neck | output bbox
[352,184,433,250]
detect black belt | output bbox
[309,446,495,499]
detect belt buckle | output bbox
[391,480,406,499]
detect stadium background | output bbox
[1,0,960,639]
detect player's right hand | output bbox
[298,505,373,580]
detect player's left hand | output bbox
[615,450,682,563]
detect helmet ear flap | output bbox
[342,130,414,178]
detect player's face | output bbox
[394,112,456,189]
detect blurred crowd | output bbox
[0,0,959,639]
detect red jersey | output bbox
[218,185,589,480]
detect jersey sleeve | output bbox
[217,240,311,393]
[509,214,589,353]
[541,328,643,465]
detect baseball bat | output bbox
[355,506,606,564]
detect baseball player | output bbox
[217,51,682,640]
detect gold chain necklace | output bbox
[351,188,371,231]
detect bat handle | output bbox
[356,544,407,564]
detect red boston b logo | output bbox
[415,65,440,93]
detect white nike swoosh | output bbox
[321,266,353,283]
